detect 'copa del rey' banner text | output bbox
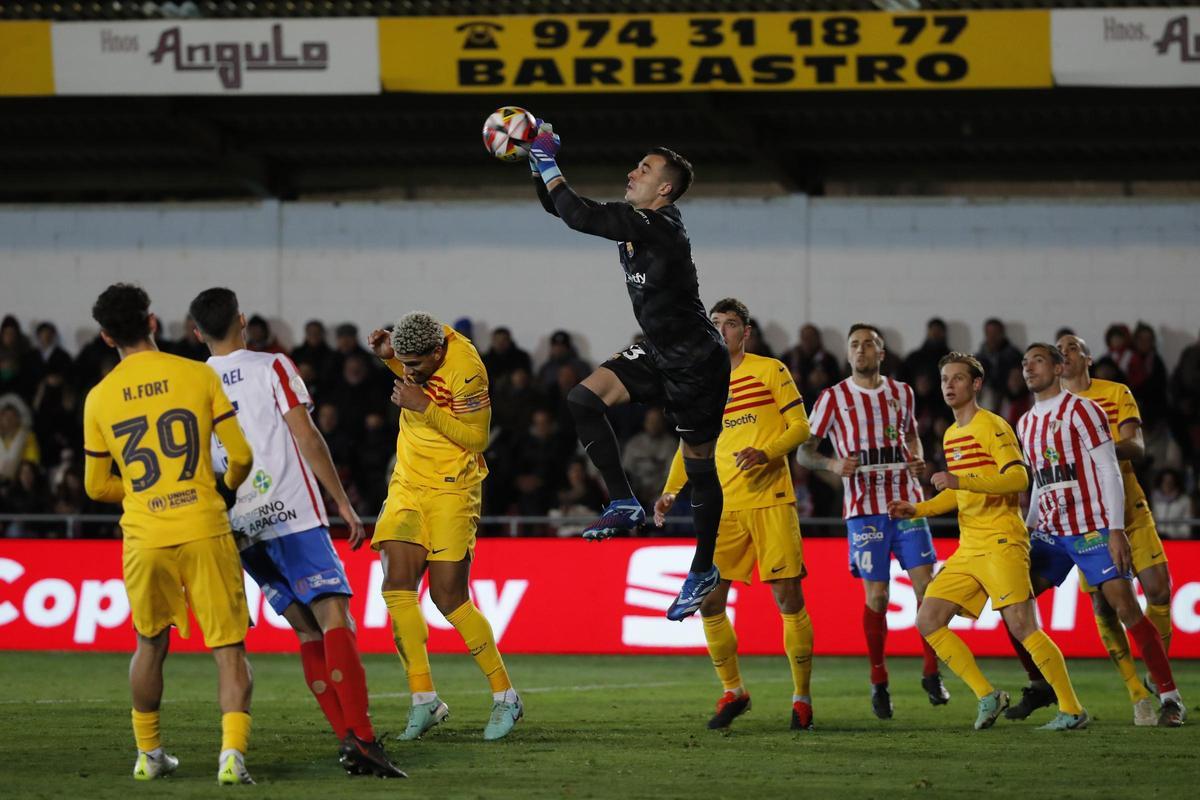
[51,19,379,95]
[1,538,1199,657]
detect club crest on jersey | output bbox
[1049,420,1063,435]
[1044,447,1060,465]
[952,448,963,461]
[887,398,900,411]
[253,469,272,495]
[625,242,635,257]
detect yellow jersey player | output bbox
[81,284,257,783]
[889,353,1088,731]
[654,299,815,731]
[1004,334,1174,726]
[367,312,522,741]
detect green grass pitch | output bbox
[0,652,1196,798]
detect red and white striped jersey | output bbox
[207,350,328,547]
[1017,391,1113,536]
[809,377,924,518]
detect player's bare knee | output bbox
[1090,591,1116,618]
[1140,566,1172,606]
[430,586,469,616]
[699,582,731,616]
[863,582,889,612]
[770,579,805,614]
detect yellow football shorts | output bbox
[1079,500,1169,593]
[372,479,481,562]
[714,503,806,585]
[122,533,249,648]
[925,542,1032,619]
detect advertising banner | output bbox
[0,22,54,96]
[52,19,379,95]
[379,11,1051,93]
[1053,9,1200,86]
[2,538,1198,658]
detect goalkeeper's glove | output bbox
[214,472,238,510]
[529,121,562,185]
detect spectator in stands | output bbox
[622,407,679,509]
[31,373,81,470]
[483,326,533,384]
[245,314,286,354]
[974,317,1022,407]
[1152,468,1195,540]
[72,331,111,390]
[315,403,355,474]
[51,469,87,518]
[745,317,775,358]
[1129,322,1169,431]
[291,320,336,382]
[0,351,23,401]
[554,456,607,535]
[513,408,573,514]
[0,315,30,362]
[166,314,209,362]
[783,323,842,402]
[536,330,591,395]
[1,461,51,535]
[0,317,33,400]
[997,365,1033,428]
[1095,323,1133,382]
[334,322,374,369]
[0,394,39,484]
[354,411,394,513]
[491,367,543,436]
[26,322,72,384]
[1169,328,1200,470]
[327,352,387,440]
[902,317,950,389]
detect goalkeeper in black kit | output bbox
[528,120,730,621]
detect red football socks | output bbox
[324,627,375,741]
[863,605,889,685]
[1129,616,1176,693]
[300,639,347,739]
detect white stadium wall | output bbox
[2,196,1198,367]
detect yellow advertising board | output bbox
[0,22,54,96]
[380,11,1050,93]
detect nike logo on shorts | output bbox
[432,547,448,555]
[998,593,1011,601]
[921,550,934,558]
[1102,566,1117,574]
[772,565,786,573]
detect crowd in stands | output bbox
[2,311,1199,539]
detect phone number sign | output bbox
[379,11,1050,93]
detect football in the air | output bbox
[482,106,538,163]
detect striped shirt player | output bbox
[799,324,944,718]
[1014,342,1183,727]
[192,287,404,777]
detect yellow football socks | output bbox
[702,613,742,691]
[220,711,251,755]
[1022,630,1083,715]
[1093,612,1150,702]
[131,709,161,753]
[446,600,512,694]
[925,628,993,699]
[1146,603,1172,653]
[781,609,814,698]
[383,589,436,694]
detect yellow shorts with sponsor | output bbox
[372,479,481,562]
[714,504,806,585]
[925,543,1032,619]
[122,533,249,648]
[1079,500,1168,593]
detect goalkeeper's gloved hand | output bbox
[529,120,554,176]
[214,472,238,510]
[529,121,562,185]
